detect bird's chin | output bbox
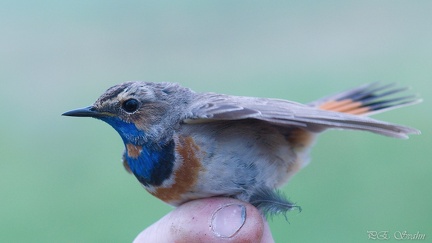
[98,117,147,144]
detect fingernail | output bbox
[211,203,247,238]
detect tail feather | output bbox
[249,187,301,219]
[309,82,422,116]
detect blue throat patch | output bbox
[100,116,175,186]
[101,116,147,144]
[125,140,175,186]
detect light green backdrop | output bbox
[1,1,431,242]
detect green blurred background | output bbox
[1,1,431,242]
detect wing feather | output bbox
[185,93,419,138]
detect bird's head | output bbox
[63,81,193,145]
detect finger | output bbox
[133,197,274,243]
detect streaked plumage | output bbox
[63,82,420,216]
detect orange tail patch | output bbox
[319,99,370,115]
[313,83,418,116]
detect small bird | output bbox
[63,82,420,216]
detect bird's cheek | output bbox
[130,115,151,132]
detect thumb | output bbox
[133,197,274,243]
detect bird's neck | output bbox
[124,139,175,187]
[101,116,175,186]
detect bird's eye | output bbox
[122,99,139,113]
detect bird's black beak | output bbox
[62,106,106,118]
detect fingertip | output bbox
[210,203,247,238]
[260,219,275,243]
[133,197,272,243]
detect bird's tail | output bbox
[249,187,301,219]
[308,82,421,116]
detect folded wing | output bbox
[184,83,420,139]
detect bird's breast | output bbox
[146,135,206,205]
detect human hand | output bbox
[133,197,274,243]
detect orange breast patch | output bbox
[149,136,204,203]
[126,143,142,158]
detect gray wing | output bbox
[184,93,419,138]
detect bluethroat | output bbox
[63,82,420,216]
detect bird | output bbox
[63,82,420,216]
